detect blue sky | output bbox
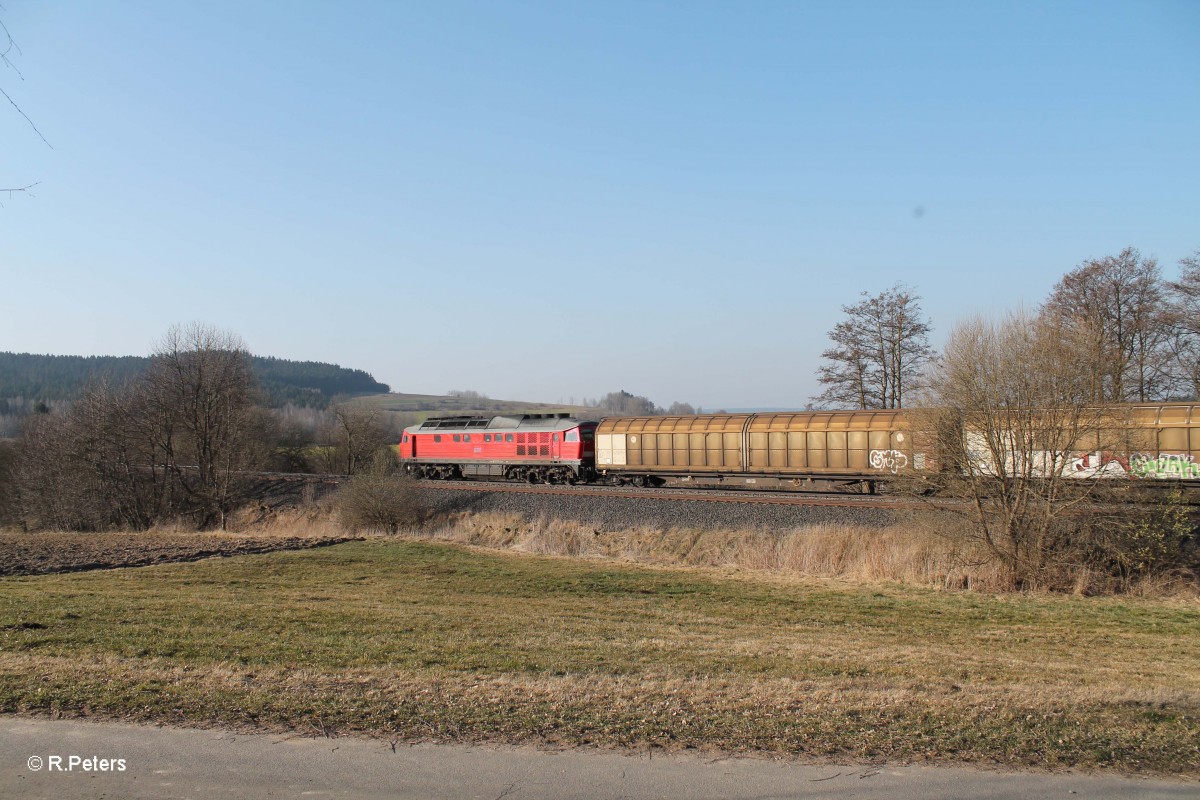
[2,1,1198,408]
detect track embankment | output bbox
[415,481,900,530]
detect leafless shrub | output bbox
[910,310,1129,590]
[336,453,424,533]
[1084,491,1199,592]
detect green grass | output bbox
[1,540,1198,774]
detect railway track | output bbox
[410,479,923,509]
[243,471,1194,515]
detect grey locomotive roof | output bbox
[405,413,584,434]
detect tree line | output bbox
[0,352,390,408]
[812,245,1199,591]
[0,324,399,531]
[581,390,700,417]
[814,247,1200,409]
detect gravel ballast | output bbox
[416,485,897,530]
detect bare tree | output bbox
[1165,248,1200,399]
[15,410,98,530]
[328,400,388,474]
[68,382,163,530]
[917,310,1114,589]
[814,314,872,408]
[1043,247,1174,402]
[14,382,160,530]
[665,401,695,416]
[813,284,933,409]
[11,326,279,531]
[319,402,392,475]
[0,438,18,527]
[142,323,260,528]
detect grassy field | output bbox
[1,538,1198,775]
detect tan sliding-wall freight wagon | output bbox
[594,411,924,492]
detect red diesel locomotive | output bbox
[398,413,597,484]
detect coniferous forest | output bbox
[0,352,389,409]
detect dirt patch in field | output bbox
[0,530,358,577]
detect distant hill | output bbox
[358,392,600,424]
[0,352,389,408]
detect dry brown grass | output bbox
[12,499,1191,597]
[382,511,1192,598]
[222,503,349,539]
[419,511,1015,591]
[2,539,1197,773]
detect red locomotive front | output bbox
[399,413,596,484]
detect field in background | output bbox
[1,536,1197,775]
[356,392,596,429]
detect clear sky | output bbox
[2,1,1198,409]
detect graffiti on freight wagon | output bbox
[1065,452,1200,479]
[869,449,908,473]
[862,444,1200,480]
[1128,453,1200,479]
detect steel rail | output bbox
[411,479,921,509]
[239,472,1196,512]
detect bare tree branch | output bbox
[2,180,38,194]
[0,11,50,148]
[0,180,38,207]
[0,83,49,147]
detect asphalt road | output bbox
[2,718,1194,799]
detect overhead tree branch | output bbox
[1,13,50,147]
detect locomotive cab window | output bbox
[553,433,559,442]
[565,431,579,442]
[402,435,409,443]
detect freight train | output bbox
[397,404,1200,493]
